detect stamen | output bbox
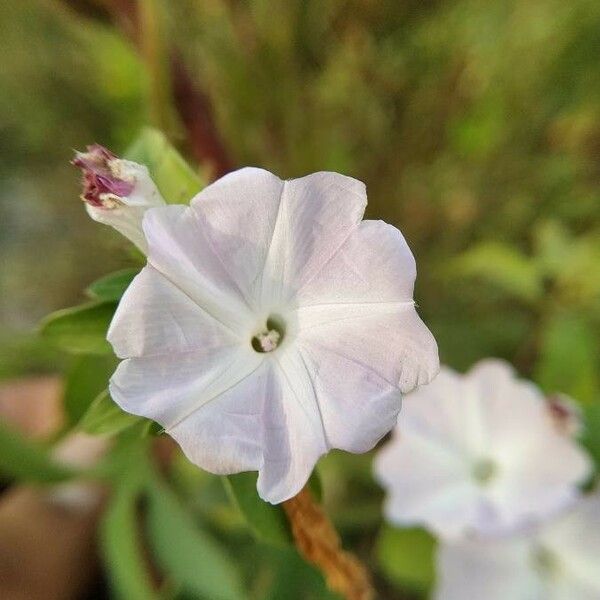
[99,194,123,210]
[253,329,281,353]
[532,546,560,576]
[472,458,497,485]
[251,315,285,353]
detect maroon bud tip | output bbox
[546,393,581,436]
[72,144,134,207]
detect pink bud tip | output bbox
[72,144,134,207]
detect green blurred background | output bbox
[0,1,599,597]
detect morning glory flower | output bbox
[374,359,591,537]
[72,144,165,253]
[105,167,439,503]
[435,493,600,600]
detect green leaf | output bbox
[101,478,159,600]
[376,526,436,592]
[261,545,340,600]
[307,470,323,502]
[535,313,600,404]
[125,127,203,204]
[63,355,117,426]
[86,268,140,302]
[449,242,541,303]
[0,421,76,483]
[39,302,117,355]
[80,390,142,436]
[223,472,292,547]
[146,481,246,600]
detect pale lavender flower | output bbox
[374,359,592,537]
[104,167,439,503]
[436,494,600,600]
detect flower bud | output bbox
[72,144,165,253]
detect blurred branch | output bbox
[168,51,234,178]
[61,0,234,179]
[137,0,180,136]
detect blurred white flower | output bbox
[106,167,438,503]
[374,359,591,538]
[436,493,600,600]
[73,144,165,253]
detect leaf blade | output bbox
[223,472,292,547]
[101,479,159,600]
[80,390,142,436]
[86,268,140,302]
[39,302,117,355]
[147,481,246,600]
[64,355,118,426]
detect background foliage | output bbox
[0,1,599,598]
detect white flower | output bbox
[106,167,439,503]
[436,493,600,600]
[374,359,592,537]
[73,144,165,253]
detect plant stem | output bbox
[282,486,375,600]
[137,0,180,138]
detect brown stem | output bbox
[169,51,235,179]
[282,487,375,600]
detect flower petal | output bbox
[110,346,260,426]
[398,368,481,454]
[435,537,539,600]
[298,304,438,395]
[374,427,485,537]
[107,265,238,359]
[489,432,591,529]
[295,220,438,393]
[540,495,600,595]
[256,353,328,503]
[297,220,417,305]
[110,347,327,504]
[166,355,326,504]
[182,168,368,310]
[188,167,285,308]
[259,171,367,305]
[295,340,402,453]
[142,204,256,333]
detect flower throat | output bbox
[251,315,286,353]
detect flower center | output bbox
[472,458,497,485]
[251,315,285,353]
[532,546,560,577]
